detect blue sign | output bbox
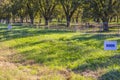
[8,24,12,30]
[104,41,117,50]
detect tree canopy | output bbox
[0,0,119,31]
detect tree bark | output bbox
[66,16,71,27]
[30,17,34,25]
[102,18,109,31]
[76,17,79,23]
[117,16,119,23]
[57,18,60,23]
[39,18,41,24]
[20,16,24,23]
[103,22,109,31]
[109,17,112,22]
[12,17,15,23]
[26,17,28,23]
[6,18,10,24]
[45,18,49,26]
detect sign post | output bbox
[104,41,117,50]
[8,24,12,30]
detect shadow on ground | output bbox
[72,54,120,72]
[0,26,73,42]
[98,70,120,80]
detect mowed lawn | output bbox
[0,24,120,80]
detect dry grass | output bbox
[0,45,88,80]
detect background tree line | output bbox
[0,0,120,31]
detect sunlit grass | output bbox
[0,24,120,80]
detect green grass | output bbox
[0,24,120,80]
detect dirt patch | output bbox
[58,69,72,80]
[0,56,7,61]
[0,46,16,61]
[0,61,18,70]
[22,60,36,65]
[0,61,40,80]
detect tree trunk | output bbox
[66,16,71,27]
[39,18,41,24]
[103,22,109,31]
[20,16,24,23]
[58,18,60,22]
[109,17,112,22]
[6,18,10,24]
[76,17,79,23]
[45,18,49,26]
[25,16,28,23]
[29,14,34,25]
[102,18,109,31]
[30,17,34,25]
[31,19,34,24]
[12,17,15,23]
[44,18,49,29]
[117,16,119,23]
[72,18,75,23]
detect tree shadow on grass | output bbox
[9,39,93,66]
[9,32,120,66]
[70,34,118,41]
[0,26,73,42]
[67,34,120,50]
[72,54,120,72]
[98,70,120,80]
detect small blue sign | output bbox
[8,24,12,30]
[104,41,117,50]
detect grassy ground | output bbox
[0,24,120,80]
